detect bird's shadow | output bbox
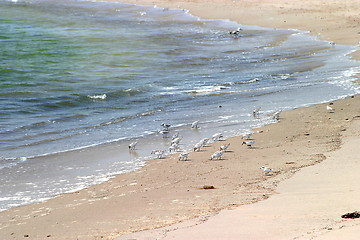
[193,149,206,152]
[209,158,227,161]
[217,150,233,153]
[242,137,255,141]
[245,146,258,150]
[179,159,191,162]
[129,150,139,158]
[191,128,200,132]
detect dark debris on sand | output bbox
[341,211,360,219]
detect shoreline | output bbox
[0,0,360,239]
[2,94,359,240]
[116,0,360,58]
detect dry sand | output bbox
[117,98,360,240]
[0,0,359,240]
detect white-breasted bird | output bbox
[151,150,164,159]
[161,123,171,130]
[178,152,189,161]
[260,166,273,175]
[128,141,138,150]
[172,132,179,140]
[191,120,199,129]
[159,129,169,138]
[242,140,255,148]
[193,141,204,152]
[200,138,210,146]
[272,110,282,121]
[326,105,334,112]
[193,138,210,151]
[171,136,182,145]
[169,143,180,152]
[241,133,252,140]
[229,27,242,37]
[220,143,230,151]
[210,150,224,160]
[212,133,223,142]
[252,107,261,118]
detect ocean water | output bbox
[0,0,359,211]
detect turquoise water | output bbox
[0,0,359,211]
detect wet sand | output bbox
[0,0,359,239]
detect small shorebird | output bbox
[169,143,180,152]
[178,152,189,161]
[272,110,282,121]
[220,143,230,151]
[212,133,223,142]
[172,132,179,140]
[242,140,255,148]
[229,27,242,37]
[161,123,171,130]
[193,141,204,152]
[210,150,224,160]
[151,150,164,159]
[252,107,261,119]
[260,166,273,175]
[171,136,182,145]
[200,138,210,146]
[326,105,334,112]
[194,138,210,151]
[191,120,199,129]
[128,141,137,150]
[241,132,252,140]
[159,129,169,138]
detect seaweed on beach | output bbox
[341,211,360,219]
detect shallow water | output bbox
[0,0,359,211]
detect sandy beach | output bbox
[0,0,359,239]
[116,96,360,240]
